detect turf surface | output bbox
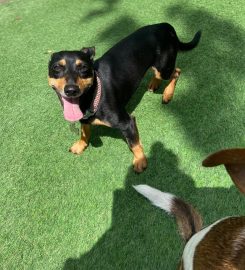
[0,0,244,269]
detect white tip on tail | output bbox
[133,184,175,213]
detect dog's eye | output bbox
[77,64,88,72]
[53,64,65,72]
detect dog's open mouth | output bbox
[54,91,83,122]
[61,96,83,122]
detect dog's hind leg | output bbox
[69,124,91,154]
[162,68,181,104]
[148,67,162,92]
[154,47,180,103]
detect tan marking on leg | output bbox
[127,116,147,173]
[90,118,111,127]
[163,68,181,104]
[148,77,162,92]
[152,67,162,79]
[148,67,162,92]
[131,142,147,173]
[69,124,91,154]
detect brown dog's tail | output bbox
[178,30,202,51]
[133,185,203,242]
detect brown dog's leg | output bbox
[69,124,91,154]
[148,67,162,92]
[162,68,181,104]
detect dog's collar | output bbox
[83,71,102,120]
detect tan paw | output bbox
[148,78,161,92]
[69,140,88,155]
[162,86,174,104]
[133,156,147,173]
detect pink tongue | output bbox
[61,96,83,122]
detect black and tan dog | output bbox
[134,148,245,269]
[48,23,201,172]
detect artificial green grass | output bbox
[0,0,244,269]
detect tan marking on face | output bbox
[75,59,82,65]
[48,76,66,91]
[152,67,163,80]
[77,77,93,92]
[58,59,66,66]
[90,118,111,127]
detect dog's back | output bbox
[95,23,201,105]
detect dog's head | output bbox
[48,47,96,122]
[48,47,95,98]
[202,148,245,194]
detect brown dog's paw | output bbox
[69,140,88,155]
[133,156,147,173]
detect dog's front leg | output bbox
[120,115,147,173]
[69,124,91,154]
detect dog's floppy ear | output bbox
[202,149,245,194]
[81,47,95,60]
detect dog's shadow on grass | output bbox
[63,142,244,270]
[81,0,121,22]
[159,5,245,152]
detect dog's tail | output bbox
[178,30,202,51]
[133,185,203,242]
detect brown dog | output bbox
[134,148,245,269]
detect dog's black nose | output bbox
[64,85,80,97]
